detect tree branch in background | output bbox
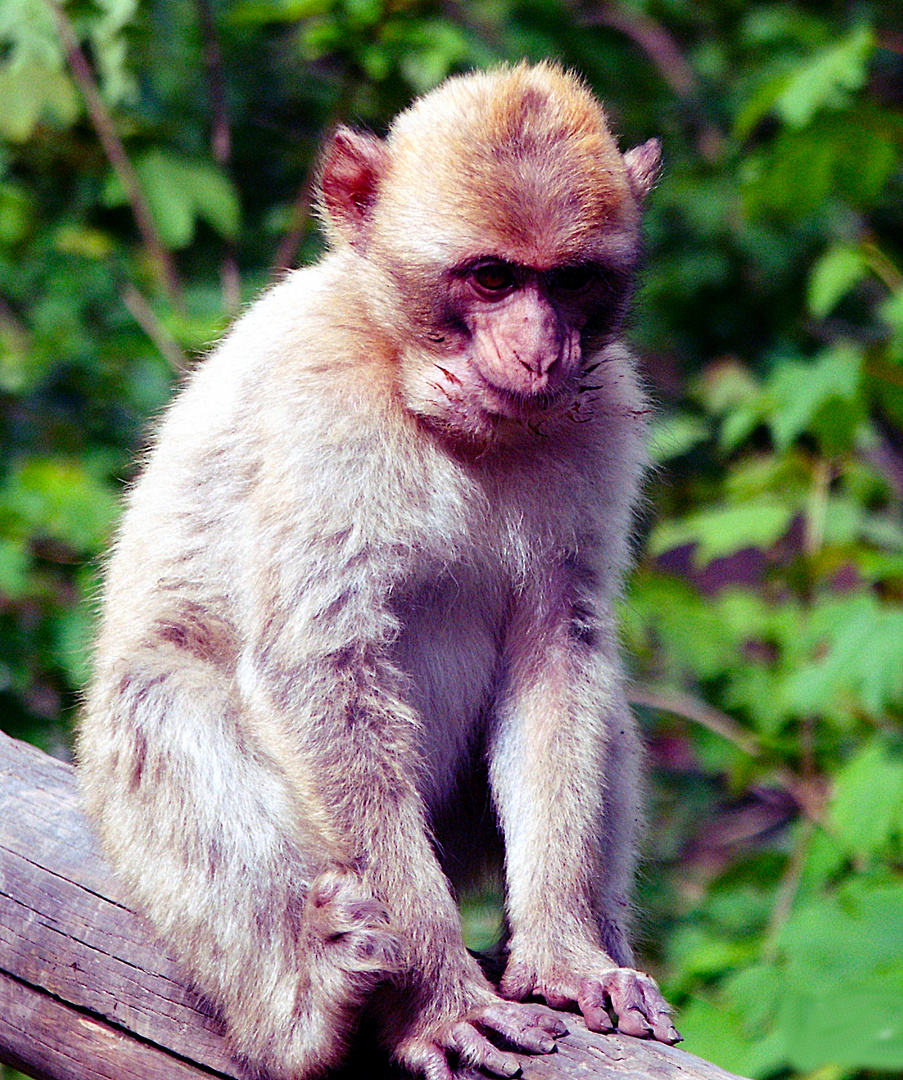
[580,2,724,160]
[629,684,764,759]
[273,169,316,275]
[272,80,354,275]
[630,685,829,823]
[121,285,189,373]
[46,0,184,308]
[585,3,697,99]
[196,0,241,312]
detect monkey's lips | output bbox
[472,366,570,420]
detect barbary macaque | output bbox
[78,61,677,1080]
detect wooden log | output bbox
[0,730,746,1080]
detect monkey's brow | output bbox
[454,256,519,275]
[454,255,610,279]
[579,231,640,271]
[453,232,637,279]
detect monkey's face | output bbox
[398,255,628,437]
[376,201,640,441]
[317,62,657,444]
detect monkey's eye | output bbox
[547,265,598,293]
[469,261,517,297]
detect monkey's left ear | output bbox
[319,126,389,246]
[623,138,662,203]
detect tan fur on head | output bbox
[321,62,657,270]
[380,63,634,262]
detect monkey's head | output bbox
[318,62,660,444]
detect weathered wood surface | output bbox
[0,729,747,1080]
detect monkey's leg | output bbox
[239,641,567,1080]
[80,650,404,1080]
[488,572,680,1045]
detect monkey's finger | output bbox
[400,1041,456,1080]
[449,1022,522,1077]
[534,1012,569,1039]
[478,1003,567,1053]
[577,980,615,1034]
[615,1006,654,1039]
[638,983,682,1044]
[650,1013,682,1045]
[581,1002,616,1034]
[593,972,653,1038]
[478,1016,556,1055]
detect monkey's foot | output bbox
[305,867,404,978]
[394,998,568,1080]
[501,958,680,1045]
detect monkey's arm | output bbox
[488,561,680,1045]
[237,537,566,1078]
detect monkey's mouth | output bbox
[474,370,570,420]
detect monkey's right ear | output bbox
[623,138,662,203]
[319,127,389,247]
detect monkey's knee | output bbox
[305,867,405,982]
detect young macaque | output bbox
[78,61,677,1080]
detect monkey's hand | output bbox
[304,867,405,986]
[391,984,568,1080]
[500,948,680,1045]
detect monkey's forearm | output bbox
[490,589,641,961]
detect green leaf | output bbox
[676,996,764,1076]
[228,0,331,26]
[830,738,903,859]
[742,109,899,218]
[88,0,139,106]
[0,60,79,141]
[879,289,903,333]
[397,20,475,93]
[0,536,30,600]
[807,245,869,319]
[180,161,241,241]
[622,574,742,680]
[765,344,862,451]
[647,413,709,463]
[104,151,240,248]
[734,70,793,141]
[0,181,36,244]
[779,883,903,985]
[649,501,796,567]
[783,988,903,1071]
[775,26,875,130]
[0,457,120,554]
[796,827,847,898]
[782,595,903,716]
[141,151,197,248]
[776,885,903,1069]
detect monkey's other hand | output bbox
[393,995,568,1080]
[500,956,680,1045]
[305,867,405,980]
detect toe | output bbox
[450,1022,521,1077]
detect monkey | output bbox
[77,61,677,1080]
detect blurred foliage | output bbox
[1,0,903,1077]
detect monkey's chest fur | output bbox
[388,565,507,809]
